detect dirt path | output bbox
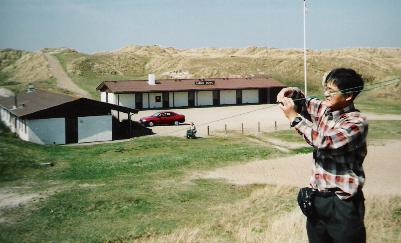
[201,140,401,197]
[45,53,89,98]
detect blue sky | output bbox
[1,0,400,53]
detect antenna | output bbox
[303,0,308,96]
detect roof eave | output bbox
[111,85,287,93]
[96,81,108,91]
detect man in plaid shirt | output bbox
[277,68,367,243]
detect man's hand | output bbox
[276,87,295,102]
[277,87,304,102]
[278,97,298,122]
[277,87,303,121]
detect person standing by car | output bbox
[190,122,197,134]
[186,122,197,139]
[277,68,367,243]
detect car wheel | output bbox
[174,121,179,126]
[148,121,154,127]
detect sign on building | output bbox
[194,80,215,85]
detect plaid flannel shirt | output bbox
[293,94,368,199]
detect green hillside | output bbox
[1,46,400,100]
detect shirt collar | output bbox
[327,103,356,120]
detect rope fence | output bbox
[205,120,283,136]
[149,77,401,138]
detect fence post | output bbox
[128,112,132,137]
[225,124,227,135]
[207,126,210,136]
[258,121,260,133]
[241,123,244,134]
[275,121,277,130]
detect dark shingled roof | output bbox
[97,77,286,93]
[0,89,138,118]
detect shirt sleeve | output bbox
[304,97,326,122]
[294,113,368,150]
[288,89,322,122]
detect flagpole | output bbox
[303,0,307,96]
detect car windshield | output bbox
[152,112,161,117]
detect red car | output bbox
[139,111,185,127]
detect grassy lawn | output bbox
[367,120,401,140]
[355,96,401,115]
[0,122,300,242]
[1,121,400,242]
[267,120,401,142]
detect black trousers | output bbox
[306,191,366,243]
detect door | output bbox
[259,88,268,104]
[162,92,169,108]
[213,90,220,105]
[159,112,169,124]
[236,90,242,104]
[164,112,174,124]
[269,88,281,103]
[65,117,78,144]
[135,92,143,109]
[188,91,195,107]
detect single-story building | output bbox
[96,75,286,110]
[0,88,139,145]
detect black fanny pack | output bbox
[297,187,317,219]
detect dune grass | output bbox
[0,120,400,242]
[53,52,146,99]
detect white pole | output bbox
[303,0,307,96]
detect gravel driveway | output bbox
[132,104,401,138]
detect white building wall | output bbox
[9,115,16,133]
[0,108,10,126]
[108,93,117,105]
[169,92,174,107]
[118,93,136,109]
[27,118,65,145]
[0,108,4,123]
[220,90,236,105]
[0,109,28,142]
[2,109,14,132]
[16,118,29,141]
[100,92,107,102]
[242,89,259,104]
[148,92,163,108]
[197,91,213,106]
[78,115,112,143]
[143,93,149,108]
[8,113,12,127]
[171,92,188,107]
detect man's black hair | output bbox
[324,68,364,100]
